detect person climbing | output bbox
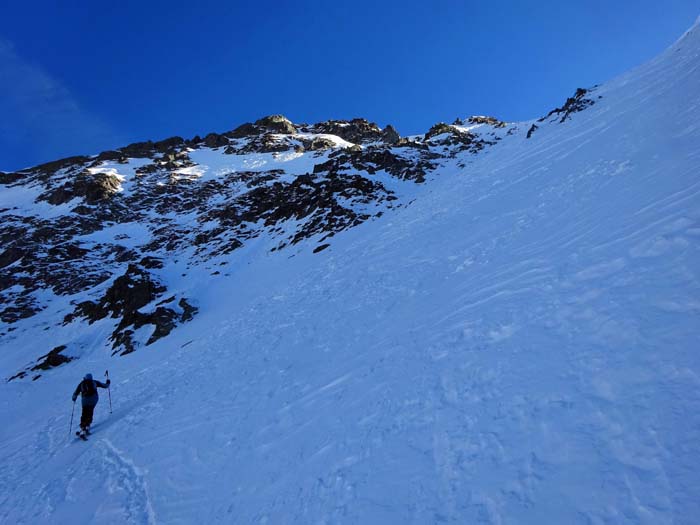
[72,373,110,439]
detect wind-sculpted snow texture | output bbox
[1,19,700,524]
[0,113,504,367]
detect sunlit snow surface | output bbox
[175,136,353,183]
[1,20,700,524]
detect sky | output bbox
[0,0,697,171]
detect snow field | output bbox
[1,19,700,525]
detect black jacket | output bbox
[72,378,109,406]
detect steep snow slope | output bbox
[2,20,700,525]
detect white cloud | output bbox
[0,39,121,170]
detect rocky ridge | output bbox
[0,90,596,379]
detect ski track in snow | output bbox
[2,19,700,525]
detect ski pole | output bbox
[69,400,75,437]
[105,370,112,414]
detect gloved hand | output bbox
[72,394,77,402]
[106,379,111,386]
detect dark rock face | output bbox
[526,123,539,139]
[235,133,296,154]
[310,119,384,144]
[255,115,297,134]
[64,264,196,355]
[381,124,401,144]
[179,298,197,322]
[201,169,397,252]
[0,302,41,324]
[300,136,337,151]
[0,210,116,323]
[66,264,166,324]
[116,136,188,159]
[424,123,496,155]
[140,256,164,269]
[203,133,230,149]
[119,141,157,158]
[0,172,24,185]
[40,171,122,205]
[227,122,258,138]
[314,147,438,183]
[71,172,121,204]
[225,115,297,140]
[32,345,73,372]
[540,87,597,123]
[33,156,92,176]
[47,243,89,261]
[424,123,457,140]
[0,247,24,269]
[1,110,515,378]
[8,345,74,381]
[96,150,126,162]
[153,136,186,152]
[466,116,507,128]
[0,215,107,324]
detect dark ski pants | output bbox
[80,404,96,429]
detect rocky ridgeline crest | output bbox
[0,89,597,380]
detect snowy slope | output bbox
[1,19,700,524]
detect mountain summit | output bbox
[1,19,699,524]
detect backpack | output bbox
[81,379,97,397]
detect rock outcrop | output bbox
[2,108,545,380]
[8,345,75,382]
[64,264,196,355]
[540,87,598,123]
[424,123,496,155]
[309,118,384,144]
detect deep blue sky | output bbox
[1,1,697,171]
